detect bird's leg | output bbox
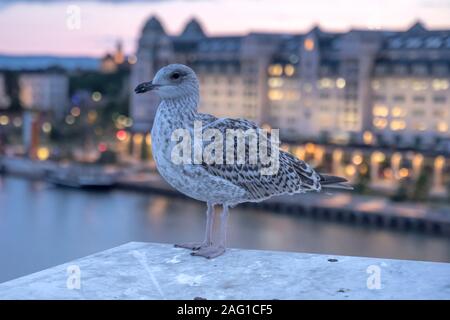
[175,202,215,250]
[192,204,228,259]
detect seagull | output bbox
[135,64,350,259]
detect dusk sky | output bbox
[1,0,450,56]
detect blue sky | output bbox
[1,0,449,56]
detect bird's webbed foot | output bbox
[174,242,211,251]
[190,246,225,259]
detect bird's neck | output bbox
[161,94,199,121]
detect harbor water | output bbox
[0,175,449,283]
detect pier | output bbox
[1,155,450,236]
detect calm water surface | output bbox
[0,175,449,283]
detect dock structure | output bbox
[0,242,449,299]
[2,156,450,235]
[118,174,450,236]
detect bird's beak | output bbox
[134,81,159,94]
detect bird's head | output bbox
[134,64,199,100]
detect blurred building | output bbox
[0,73,10,109]
[19,71,69,116]
[370,22,450,147]
[131,17,450,147]
[18,71,69,158]
[101,40,128,74]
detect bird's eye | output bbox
[171,72,181,80]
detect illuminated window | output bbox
[399,168,409,178]
[392,106,405,117]
[268,64,283,76]
[268,90,283,101]
[0,115,9,126]
[363,131,374,144]
[304,38,314,51]
[352,153,363,165]
[432,79,449,91]
[268,78,283,88]
[412,81,428,91]
[373,105,388,117]
[373,117,387,129]
[284,64,295,76]
[37,147,50,161]
[437,122,448,132]
[390,120,406,131]
[318,78,334,89]
[336,78,346,89]
[372,151,385,163]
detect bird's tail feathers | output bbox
[321,182,354,190]
[319,174,353,190]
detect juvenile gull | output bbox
[135,64,350,259]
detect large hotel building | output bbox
[130,17,450,148]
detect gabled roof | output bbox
[181,18,206,39]
[142,16,166,35]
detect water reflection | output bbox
[0,175,449,283]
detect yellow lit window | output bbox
[373,105,388,117]
[390,120,406,131]
[284,64,295,76]
[352,153,363,165]
[268,64,283,76]
[304,38,314,51]
[391,106,405,117]
[399,168,409,178]
[373,118,387,129]
[372,151,385,163]
[363,131,373,144]
[336,78,346,89]
[268,78,283,88]
[0,115,9,126]
[268,90,283,101]
[37,147,50,161]
[437,122,448,132]
[432,79,449,91]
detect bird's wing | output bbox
[196,115,322,200]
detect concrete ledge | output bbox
[0,242,449,299]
